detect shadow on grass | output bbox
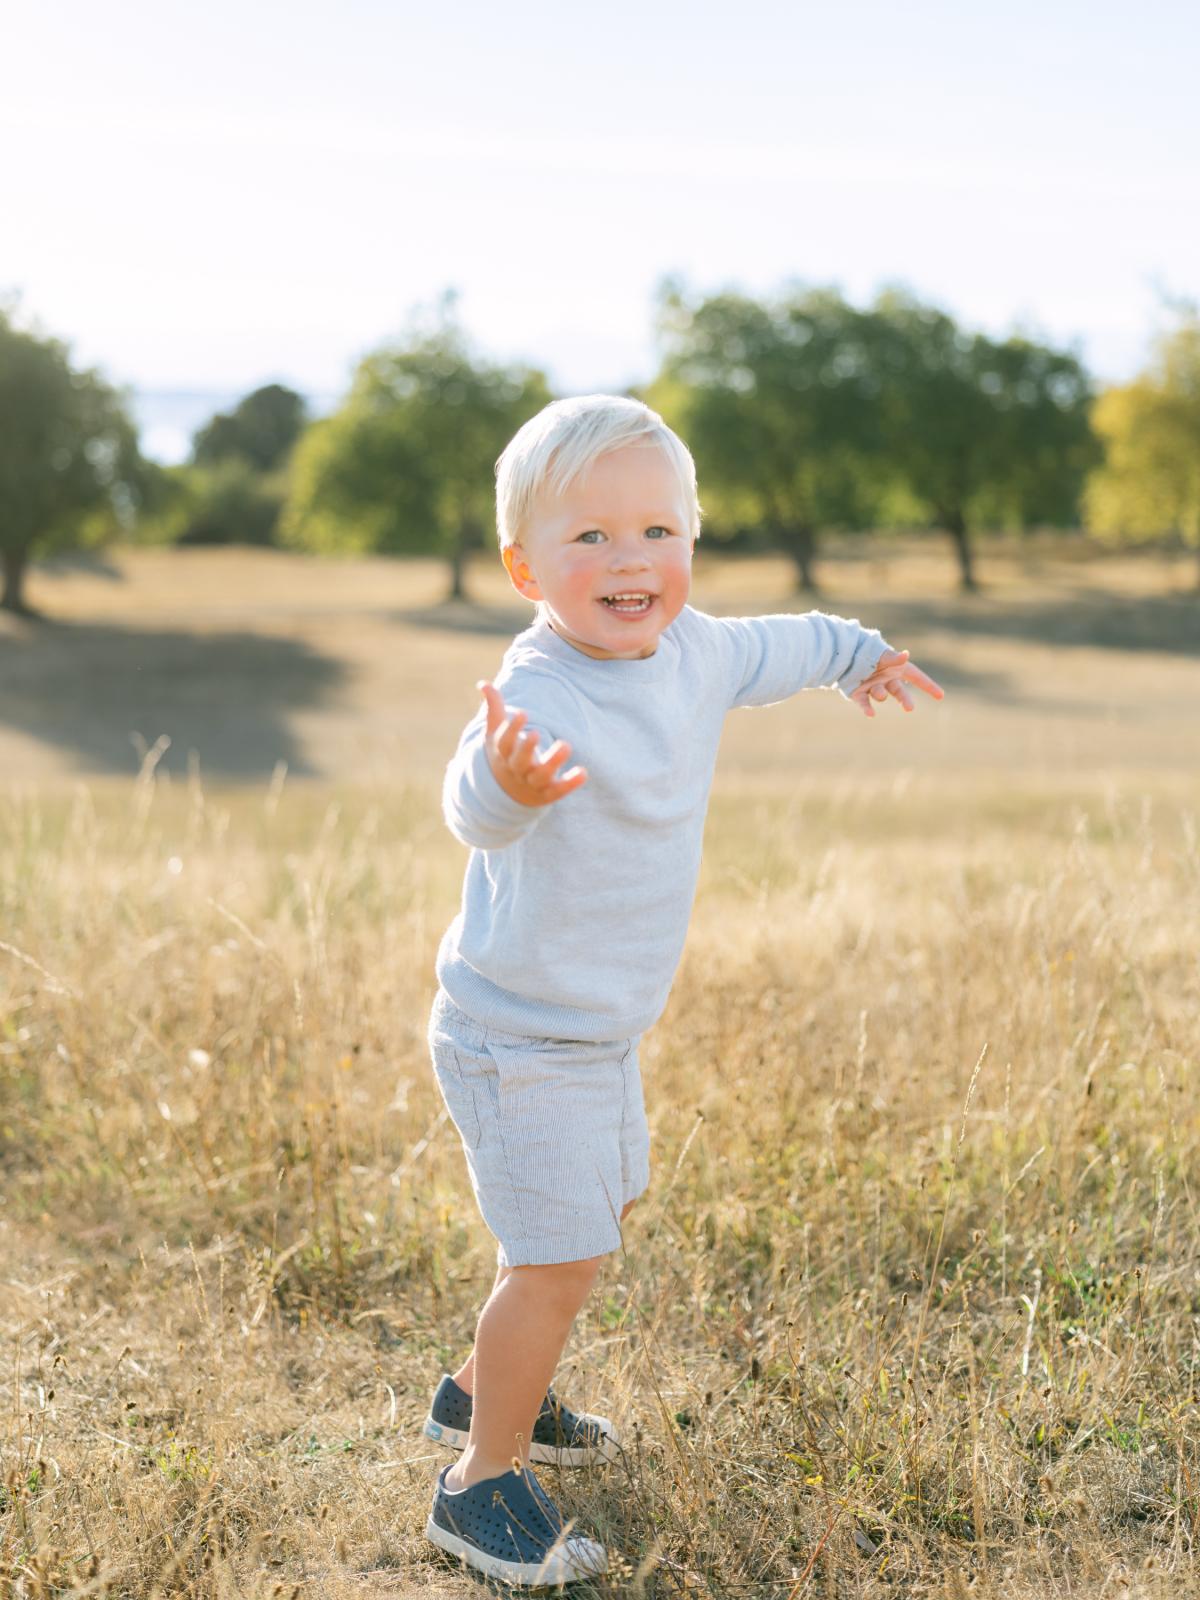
[389,597,533,637]
[31,550,127,582]
[856,587,1200,659]
[0,616,347,779]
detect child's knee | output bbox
[512,1255,603,1308]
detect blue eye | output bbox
[578,530,603,544]
[646,526,671,539]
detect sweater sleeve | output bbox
[712,610,892,709]
[441,668,573,851]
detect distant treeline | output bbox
[1,281,1198,615]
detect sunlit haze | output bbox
[5,0,1197,461]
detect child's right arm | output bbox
[441,680,587,851]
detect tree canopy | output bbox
[870,290,1097,589]
[0,306,146,614]
[1085,309,1200,586]
[649,280,1096,591]
[192,383,308,473]
[649,278,886,591]
[140,383,310,550]
[280,297,551,597]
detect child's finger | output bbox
[906,666,945,699]
[510,728,542,776]
[495,708,529,762]
[477,680,505,738]
[525,739,573,787]
[545,764,588,799]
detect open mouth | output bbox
[599,592,656,617]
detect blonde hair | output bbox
[495,394,702,550]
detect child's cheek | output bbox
[665,546,693,600]
[564,554,599,604]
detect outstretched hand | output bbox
[849,650,945,718]
[478,681,589,807]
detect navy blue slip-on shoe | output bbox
[423,1373,621,1466]
[426,1460,608,1585]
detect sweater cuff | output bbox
[837,642,890,699]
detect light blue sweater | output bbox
[436,604,890,1041]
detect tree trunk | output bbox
[778,523,819,594]
[2,545,29,614]
[446,517,487,603]
[446,528,469,602]
[944,508,978,592]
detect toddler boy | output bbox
[422,394,942,1584]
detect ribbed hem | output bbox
[435,946,659,1044]
[837,643,889,699]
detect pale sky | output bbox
[5,0,1198,460]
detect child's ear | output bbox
[502,544,544,602]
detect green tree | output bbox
[154,382,310,548]
[872,291,1096,590]
[192,382,308,472]
[280,295,551,599]
[157,458,288,547]
[1085,310,1200,589]
[649,279,886,592]
[0,306,146,615]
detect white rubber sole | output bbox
[425,1514,609,1584]
[422,1412,622,1466]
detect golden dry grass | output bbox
[2,544,1199,1598]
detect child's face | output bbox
[502,443,695,660]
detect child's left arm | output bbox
[707,609,943,713]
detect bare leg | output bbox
[443,1254,604,1490]
[450,1259,508,1396]
[451,1195,639,1397]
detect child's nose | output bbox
[609,541,652,571]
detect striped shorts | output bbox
[427,988,651,1268]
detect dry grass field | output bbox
[2,541,1199,1598]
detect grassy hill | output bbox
[1,543,1197,1597]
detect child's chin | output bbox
[572,616,667,658]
